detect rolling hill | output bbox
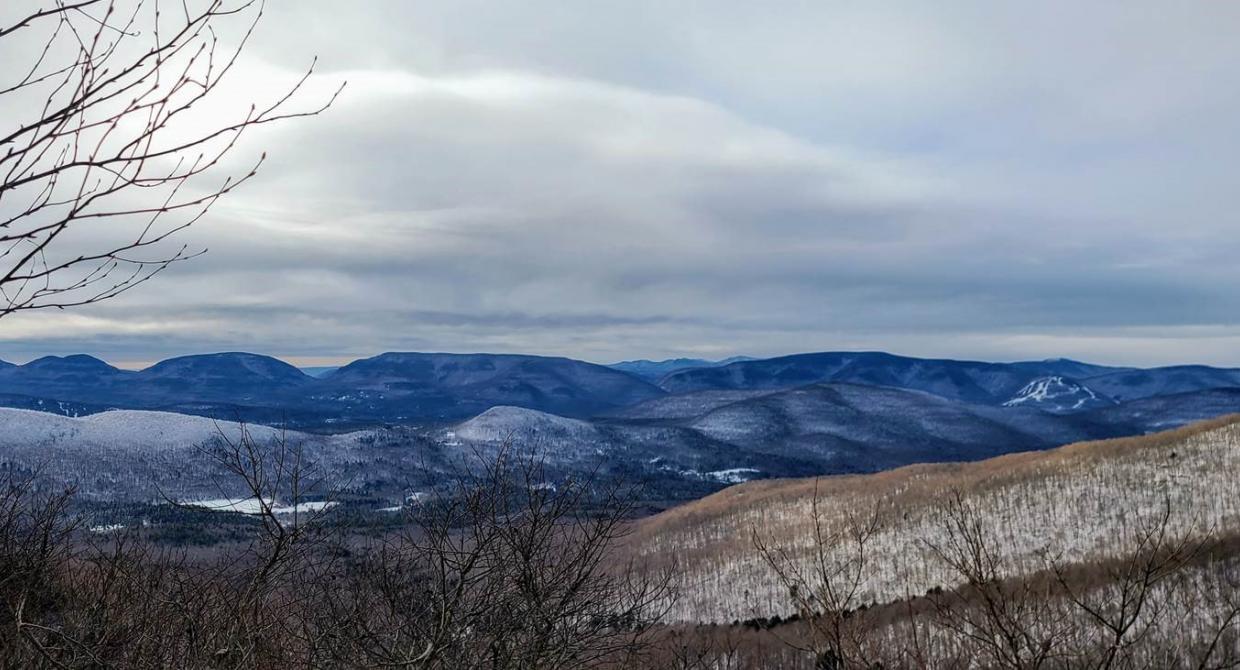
[608,356,755,382]
[323,351,664,418]
[0,408,363,503]
[450,405,601,445]
[436,383,1240,488]
[622,415,1240,623]
[0,381,1169,508]
[657,351,1240,410]
[655,351,1095,403]
[0,351,666,424]
[0,407,291,449]
[1083,365,1240,401]
[0,353,305,408]
[681,382,1120,471]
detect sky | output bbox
[3,1,1240,368]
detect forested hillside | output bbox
[628,416,1240,622]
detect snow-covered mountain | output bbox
[0,408,364,503]
[0,407,291,449]
[1002,376,1115,412]
[4,382,1240,509]
[451,405,600,444]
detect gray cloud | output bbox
[3,1,1240,367]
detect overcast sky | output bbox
[4,1,1240,368]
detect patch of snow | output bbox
[653,463,762,484]
[705,468,763,484]
[181,498,336,515]
[0,407,350,451]
[282,501,334,514]
[183,497,271,514]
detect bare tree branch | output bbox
[0,0,342,317]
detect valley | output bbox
[6,349,1240,655]
[3,349,1240,532]
[5,351,1240,666]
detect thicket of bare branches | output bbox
[7,439,1240,669]
[746,486,1240,670]
[752,483,886,669]
[0,0,339,317]
[0,432,671,668]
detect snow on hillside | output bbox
[0,407,287,449]
[605,389,775,420]
[630,419,1240,623]
[452,405,600,444]
[704,468,763,483]
[0,408,363,502]
[183,497,336,515]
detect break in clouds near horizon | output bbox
[3,1,1240,368]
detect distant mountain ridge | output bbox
[4,354,1240,510]
[1082,366,1240,402]
[0,351,663,425]
[0,349,1238,428]
[608,356,755,381]
[659,349,1160,402]
[320,352,664,419]
[656,351,1134,402]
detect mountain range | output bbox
[1,350,1239,430]
[4,348,1240,517]
[607,356,756,382]
[656,352,1130,402]
[4,381,1228,508]
[0,351,663,426]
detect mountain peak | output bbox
[452,405,599,444]
[22,354,119,372]
[141,352,310,382]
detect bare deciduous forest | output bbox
[5,420,1240,668]
[4,3,1240,669]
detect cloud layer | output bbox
[3,1,1240,367]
